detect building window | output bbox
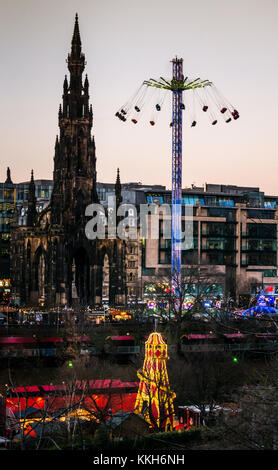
[264,269,277,277]
[247,223,276,239]
[247,210,274,219]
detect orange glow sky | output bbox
[1,0,278,195]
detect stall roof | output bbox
[0,337,36,344]
[14,386,40,393]
[66,336,91,342]
[110,336,135,341]
[256,332,278,337]
[40,384,65,392]
[11,379,139,395]
[37,337,63,343]
[223,333,245,339]
[186,334,216,340]
[85,379,138,390]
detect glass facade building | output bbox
[142,183,278,302]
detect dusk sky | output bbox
[1,0,278,194]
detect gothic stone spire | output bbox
[27,170,37,226]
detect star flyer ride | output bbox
[116,58,239,293]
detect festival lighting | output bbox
[134,332,175,432]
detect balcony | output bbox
[180,342,278,353]
[202,245,236,251]
[202,231,236,238]
[241,247,277,253]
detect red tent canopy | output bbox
[186,334,216,340]
[67,336,91,342]
[223,333,245,339]
[37,337,63,343]
[110,336,135,341]
[0,337,36,344]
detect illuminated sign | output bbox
[266,286,274,292]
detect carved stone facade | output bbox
[10,15,129,308]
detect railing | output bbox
[110,346,141,354]
[2,341,277,358]
[201,231,236,237]
[0,348,59,358]
[0,346,98,358]
[241,246,276,252]
[201,245,236,251]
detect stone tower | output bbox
[51,13,98,228]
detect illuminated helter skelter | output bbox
[116,58,239,291]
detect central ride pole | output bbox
[119,59,214,299]
[171,58,183,293]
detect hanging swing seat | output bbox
[191,121,197,127]
[226,118,232,123]
[180,103,185,110]
[202,105,208,112]
[220,107,227,113]
[131,119,137,124]
[150,121,155,126]
[135,106,140,112]
[121,109,127,115]
[169,122,173,127]
[155,104,161,111]
[212,120,217,125]
[232,110,239,120]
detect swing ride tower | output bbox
[143,59,212,290]
[171,58,183,287]
[116,58,239,292]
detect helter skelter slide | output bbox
[115,58,239,294]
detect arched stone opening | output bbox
[73,247,90,306]
[34,246,47,306]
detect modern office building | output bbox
[140,183,278,305]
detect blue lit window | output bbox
[264,201,276,208]
[181,196,204,205]
[146,196,164,204]
[218,199,235,207]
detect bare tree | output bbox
[145,265,223,352]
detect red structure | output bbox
[6,379,139,418]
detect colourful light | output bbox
[134,332,175,432]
